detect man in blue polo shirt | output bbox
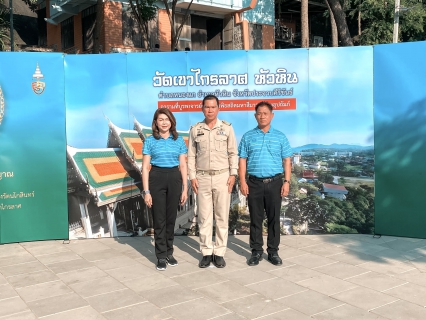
[238,101,292,266]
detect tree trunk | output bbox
[301,0,309,48]
[358,9,361,36]
[143,21,149,50]
[325,0,353,46]
[326,0,338,47]
[128,0,152,51]
[169,0,193,50]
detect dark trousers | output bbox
[247,176,283,254]
[149,166,182,259]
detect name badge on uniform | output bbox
[197,130,204,136]
[217,130,226,136]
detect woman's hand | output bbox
[180,186,188,205]
[144,194,152,208]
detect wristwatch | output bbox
[283,179,290,184]
[142,190,150,195]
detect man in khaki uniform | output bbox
[188,95,238,268]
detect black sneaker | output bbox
[166,255,178,266]
[248,252,263,266]
[267,253,283,266]
[156,259,167,271]
[199,255,212,268]
[213,255,226,268]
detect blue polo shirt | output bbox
[238,126,292,178]
[143,135,187,168]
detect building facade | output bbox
[37,0,275,53]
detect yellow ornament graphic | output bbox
[0,85,4,126]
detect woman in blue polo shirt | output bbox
[142,108,188,271]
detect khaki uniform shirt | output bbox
[188,119,238,180]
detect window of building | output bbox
[82,5,96,52]
[61,17,74,50]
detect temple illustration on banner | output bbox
[66,119,241,239]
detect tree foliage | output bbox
[285,195,328,231]
[161,0,193,50]
[129,0,157,50]
[289,173,300,196]
[325,223,357,233]
[348,0,426,45]
[292,164,304,177]
[317,170,334,184]
[284,184,374,234]
[0,1,9,51]
[21,0,37,12]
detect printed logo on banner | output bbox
[31,63,45,95]
[0,85,4,125]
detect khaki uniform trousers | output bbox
[197,171,230,257]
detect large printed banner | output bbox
[0,53,68,244]
[0,46,379,243]
[65,48,374,240]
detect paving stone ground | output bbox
[1,234,426,319]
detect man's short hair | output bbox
[255,101,273,112]
[202,95,219,107]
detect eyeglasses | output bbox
[157,118,170,123]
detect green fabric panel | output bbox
[0,53,68,244]
[374,42,426,238]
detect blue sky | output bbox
[308,46,374,147]
[65,54,130,148]
[64,48,374,149]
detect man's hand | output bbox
[227,175,236,193]
[281,181,290,197]
[190,178,199,194]
[240,180,249,197]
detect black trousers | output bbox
[247,176,282,254]
[149,166,182,259]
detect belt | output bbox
[249,174,283,183]
[197,168,228,176]
[151,165,178,169]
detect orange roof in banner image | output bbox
[83,156,130,184]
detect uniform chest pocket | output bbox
[195,136,207,153]
[214,135,227,152]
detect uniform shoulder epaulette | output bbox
[190,122,203,130]
[222,120,231,126]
